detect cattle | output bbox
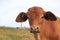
[15,6,60,40]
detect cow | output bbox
[15,6,60,40]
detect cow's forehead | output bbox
[27,6,45,17]
[28,7,44,12]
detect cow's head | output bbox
[15,7,57,33]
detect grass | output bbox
[0,27,35,40]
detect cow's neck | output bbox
[33,33,40,40]
[33,18,45,40]
[32,18,44,40]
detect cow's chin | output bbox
[30,26,40,33]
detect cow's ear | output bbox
[15,12,28,22]
[42,11,57,21]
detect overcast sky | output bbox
[0,0,60,28]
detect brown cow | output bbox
[15,6,60,40]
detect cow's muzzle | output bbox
[30,27,40,33]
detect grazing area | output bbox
[0,26,35,40]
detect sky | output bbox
[0,0,60,28]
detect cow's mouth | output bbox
[30,27,40,33]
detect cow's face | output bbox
[27,7,45,33]
[15,7,57,33]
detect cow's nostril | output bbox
[30,27,33,30]
[37,27,38,29]
[30,27,33,33]
[36,27,40,33]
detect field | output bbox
[0,26,35,40]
